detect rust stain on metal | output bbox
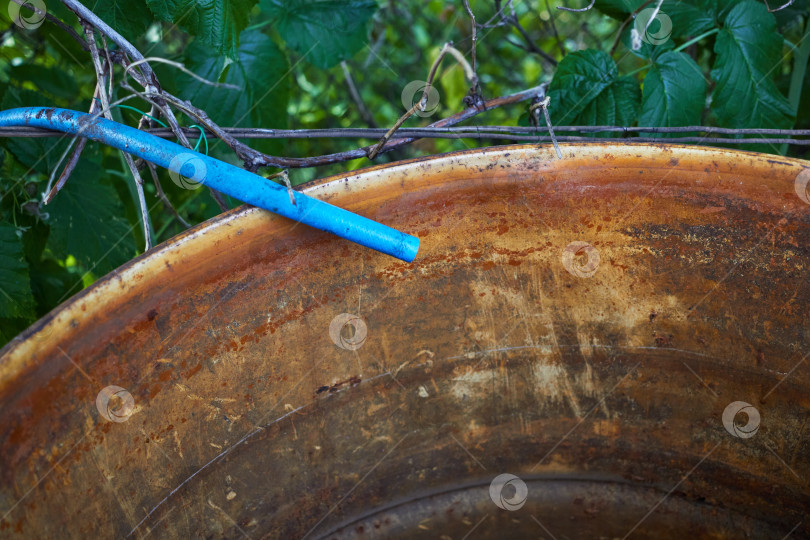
[315,375,362,395]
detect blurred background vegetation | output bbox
[0,0,808,346]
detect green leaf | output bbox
[0,222,36,319]
[146,0,258,56]
[639,51,706,135]
[47,160,135,276]
[548,49,641,131]
[709,0,794,130]
[179,30,289,153]
[261,0,378,68]
[89,0,153,43]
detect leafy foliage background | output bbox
[0,0,808,347]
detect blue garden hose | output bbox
[0,107,420,262]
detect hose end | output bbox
[399,234,420,263]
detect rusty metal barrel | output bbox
[1,144,809,539]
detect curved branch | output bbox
[368,42,475,159]
[340,61,377,128]
[557,0,595,12]
[609,0,655,55]
[506,13,558,66]
[462,0,482,99]
[765,0,795,12]
[262,85,548,168]
[62,0,191,149]
[61,0,155,85]
[9,0,87,49]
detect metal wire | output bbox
[2,125,809,144]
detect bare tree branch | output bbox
[62,0,154,84]
[505,12,558,66]
[9,0,88,50]
[609,0,655,55]
[557,0,595,12]
[82,22,154,250]
[147,163,191,229]
[529,93,562,158]
[461,0,483,104]
[340,61,378,128]
[261,85,548,168]
[543,0,566,57]
[368,42,475,159]
[765,0,795,12]
[63,0,232,211]
[61,0,191,150]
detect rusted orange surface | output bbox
[0,144,809,538]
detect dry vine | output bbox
[6,0,802,253]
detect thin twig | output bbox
[43,43,111,203]
[100,34,114,99]
[462,0,482,102]
[340,61,377,128]
[267,170,295,206]
[126,57,241,91]
[120,53,232,211]
[480,0,557,66]
[368,101,423,159]
[62,0,155,84]
[529,93,562,159]
[557,0,595,12]
[505,10,558,66]
[368,42,474,159]
[765,0,794,12]
[133,88,265,168]
[644,0,665,38]
[62,0,192,152]
[10,0,88,50]
[462,0,477,78]
[147,162,191,229]
[269,85,547,167]
[43,138,81,203]
[609,0,655,55]
[42,101,97,203]
[544,0,566,57]
[83,22,154,250]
